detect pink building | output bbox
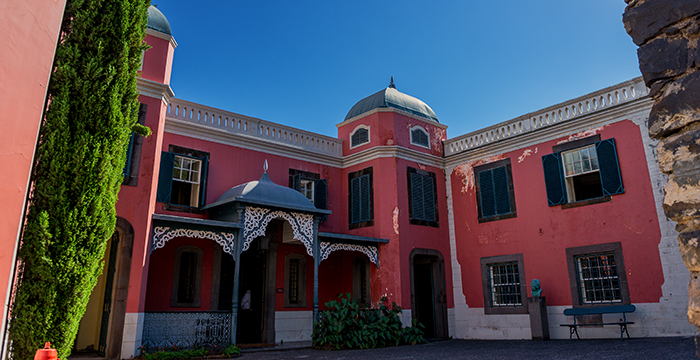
[3,5,694,359]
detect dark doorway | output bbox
[217,252,235,311]
[410,249,448,339]
[236,240,267,344]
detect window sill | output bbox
[484,305,528,315]
[561,196,611,209]
[162,203,207,214]
[478,212,517,223]
[409,219,439,228]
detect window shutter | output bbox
[122,132,135,177]
[292,174,301,191]
[156,151,175,203]
[596,138,624,196]
[542,153,567,206]
[492,166,511,215]
[198,155,209,207]
[479,169,496,217]
[410,173,425,220]
[422,175,436,221]
[360,175,371,222]
[315,179,328,222]
[351,177,361,224]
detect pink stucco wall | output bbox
[0,0,66,326]
[450,120,664,308]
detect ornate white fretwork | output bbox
[320,241,379,265]
[244,207,314,256]
[152,226,236,255]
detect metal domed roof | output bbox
[147,6,172,36]
[344,80,438,122]
[203,163,330,215]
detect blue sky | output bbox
[154,1,640,138]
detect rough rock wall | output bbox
[623,0,700,355]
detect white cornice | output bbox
[165,117,445,169]
[336,107,449,130]
[137,77,174,105]
[146,28,178,48]
[341,146,444,169]
[443,96,654,168]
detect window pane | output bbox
[173,168,181,179]
[591,157,599,170]
[572,151,581,162]
[573,162,582,174]
[582,159,591,172]
[564,152,573,165]
[576,253,621,304]
[191,161,200,171]
[488,262,521,306]
[565,164,574,176]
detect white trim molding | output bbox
[349,124,371,149]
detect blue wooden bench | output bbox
[559,304,635,340]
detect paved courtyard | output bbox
[240,337,696,360]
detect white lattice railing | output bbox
[444,77,649,157]
[166,98,343,157]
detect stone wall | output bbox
[623,0,700,355]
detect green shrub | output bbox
[140,344,239,359]
[312,293,427,350]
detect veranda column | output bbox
[231,225,244,345]
[313,217,320,323]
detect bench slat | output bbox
[563,304,635,316]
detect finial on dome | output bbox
[263,159,268,173]
[389,76,395,89]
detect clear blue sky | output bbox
[154,1,640,138]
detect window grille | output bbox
[411,128,429,148]
[288,259,299,304]
[488,262,522,307]
[351,128,369,147]
[576,252,621,304]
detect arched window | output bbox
[350,125,370,148]
[410,126,430,149]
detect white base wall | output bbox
[121,312,144,359]
[275,310,313,343]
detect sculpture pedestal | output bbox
[528,297,550,341]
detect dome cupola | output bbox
[146,5,172,35]
[344,78,438,122]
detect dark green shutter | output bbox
[492,166,511,215]
[292,174,301,191]
[596,138,624,196]
[315,179,328,222]
[422,175,436,221]
[542,153,567,206]
[122,132,135,177]
[479,169,496,217]
[410,173,425,220]
[351,177,361,224]
[360,175,371,222]
[198,155,209,207]
[156,151,175,203]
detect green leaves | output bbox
[312,293,427,350]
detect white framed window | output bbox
[566,242,629,307]
[350,125,370,149]
[172,155,202,207]
[410,126,430,149]
[300,179,314,202]
[561,144,602,202]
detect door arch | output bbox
[409,248,448,339]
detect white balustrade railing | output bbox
[166,98,343,157]
[444,77,649,157]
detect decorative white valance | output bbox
[320,241,379,265]
[152,227,236,255]
[243,207,314,256]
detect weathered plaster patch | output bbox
[555,125,608,144]
[451,154,506,194]
[517,147,538,163]
[418,164,426,171]
[393,207,399,235]
[433,128,446,154]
